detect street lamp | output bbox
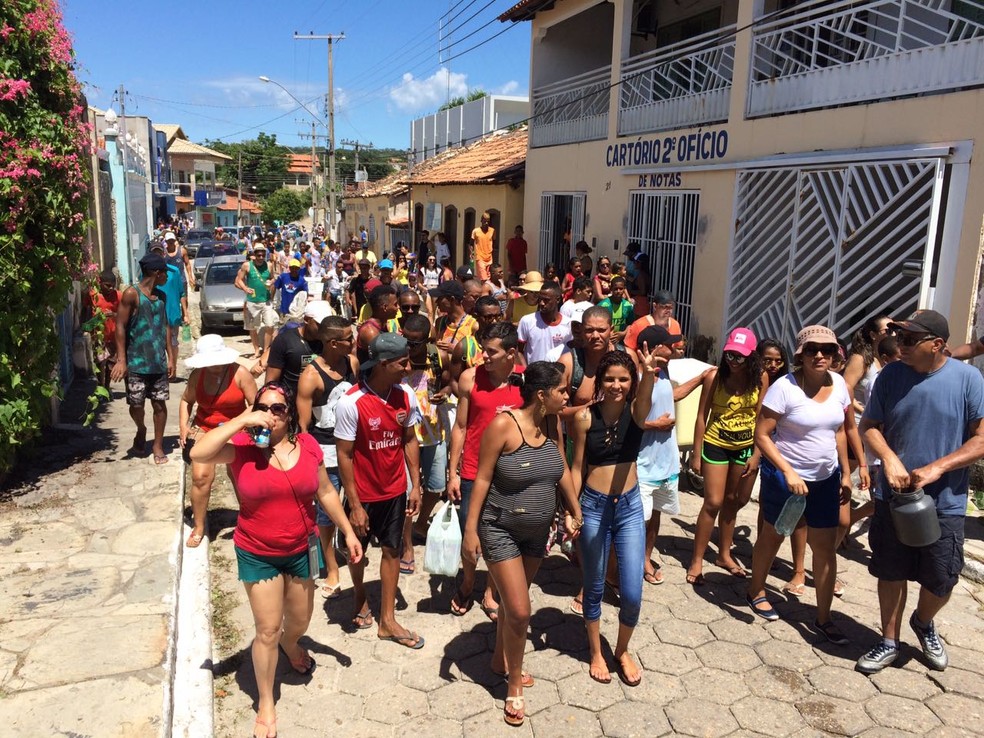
[258,76,326,128]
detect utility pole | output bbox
[295,31,345,239]
[340,138,373,190]
[297,125,330,229]
[236,151,242,226]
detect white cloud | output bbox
[388,67,468,113]
[495,80,523,96]
[202,76,328,114]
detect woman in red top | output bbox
[179,335,256,547]
[191,381,362,738]
[86,270,122,389]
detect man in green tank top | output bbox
[234,242,276,358]
[111,252,174,464]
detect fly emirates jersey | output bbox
[334,381,422,503]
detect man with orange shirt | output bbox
[470,211,495,281]
[624,290,683,364]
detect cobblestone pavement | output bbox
[210,466,984,737]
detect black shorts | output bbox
[344,493,406,554]
[868,500,965,597]
[701,441,753,466]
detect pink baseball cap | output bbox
[723,327,757,356]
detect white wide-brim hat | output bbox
[184,334,240,369]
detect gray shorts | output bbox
[244,301,277,330]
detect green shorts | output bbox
[235,542,325,582]
[701,441,753,466]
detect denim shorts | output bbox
[236,542,324,582]
[638,474,680,518]
[315,467,342,527]
[760,459,840,530]
[420,441,448,493]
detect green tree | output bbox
[205,132,289,197]
[438,89,487,111]
[261,188,309,224]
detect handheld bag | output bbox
[424,501,462,577]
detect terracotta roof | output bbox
[344,168,410,199]
[167,138,233,161]
[499,0,556,22]
[288,153,317,174]
[404,128,527,186]
[216,193,262,213]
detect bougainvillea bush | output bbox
[0,0,91,473]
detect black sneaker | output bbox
[909,611,949,671]
[856,641,898,674]
[813,619,850,646]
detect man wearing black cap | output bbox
[335,333,425,649]
[857,309,984,674]
[111,252,175,464]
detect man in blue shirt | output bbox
[858,309,984,674]
[150,244,187,362]
[273,258,308,318]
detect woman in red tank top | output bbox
[179,335,256,547]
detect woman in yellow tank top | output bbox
[687,328,769,584]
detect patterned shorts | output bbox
[125,372,169,406]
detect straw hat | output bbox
[519,270,545,292]
[184,334,240,369]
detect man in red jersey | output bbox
[335,333,425,648]
[446,321,524,621]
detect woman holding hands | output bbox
[461,362,582,728]
[191,381,363,738]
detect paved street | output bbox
[209,457,984,737]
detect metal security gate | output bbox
[627,190,700,336]
[725,159,945,350]
[538,192,586,273]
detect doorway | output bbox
[444,205,458,265]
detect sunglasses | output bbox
[723,351,747,364]
[895,332,936,347]
[400,303,422,313]
[801,342,839,357]
[405,338,427,347]
[256,402,288,416]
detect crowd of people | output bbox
[93,224,984,737]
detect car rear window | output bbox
[206,264,240,284]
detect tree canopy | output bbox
[261,187,310,225]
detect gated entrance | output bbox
[725,159,946,349]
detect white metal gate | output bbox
[725,159,945,350]
[538,192,586,273]
[627,190,700,336]
[539,194,555,271]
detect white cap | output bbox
[163,231,176,241]
[303,300,334,324]
[569,301,596,324]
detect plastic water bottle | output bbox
[775,494,806,536]
[181,325,192,343]
[253,427,271,448]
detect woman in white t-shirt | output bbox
[746,325,861,645]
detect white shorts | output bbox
[245,301,277,330]
[639,475,680,520]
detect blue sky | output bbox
[63,0,531,150]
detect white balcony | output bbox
[531,65,611,148]
[619,26,736,136]
[748,0,984,117]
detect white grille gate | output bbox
[539,194,555,271]
[627,191,700,336]
[725,159,944,350]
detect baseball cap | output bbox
[723,327,757,356]
[638,324,682,348]
[162,231,176,241]
[794,325,839,356]
[288,258,302,268]
[361,332,409,371]
[889,309,949,342]
[456,265,473,280]
[569,301,596,324]
[139,252,167,272]
[378,258,394,270]
[518,270,544,292]
[303,300,334,324]
[149,242,166,254]
[429,280,465,300]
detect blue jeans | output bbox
[579,484,646,627]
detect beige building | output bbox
[502,0,984,354]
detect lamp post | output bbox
[259,75,331,233]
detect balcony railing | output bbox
[531,64,611,148]
[748,0,984,117]
[619,26,736,136]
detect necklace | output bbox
[600,404,622,448]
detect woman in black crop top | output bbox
[570,347,662,687]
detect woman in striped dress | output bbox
[461,362,582,727]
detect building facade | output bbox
[504,0,984,353]
[411,94,530,163]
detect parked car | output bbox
[192,241,239,288]
[200,254,247,331]
[184,229,213,258]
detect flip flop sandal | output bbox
[589,668,612,685]
[616,664,642,687]
[783,582,806,597]
[450,589,473,616]
[352,609,374,630]
[378,633,425,649]
[253,717,277,738]
[399,559,416,575]
[186,531,205,548]
[321,582,341,599]
[480,601,499,623]
[685,572,705,586]
[569,597,583,616]
[503,695,525,726]
[644,569,664,585]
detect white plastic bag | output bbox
[423,501,462,577]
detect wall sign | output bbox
[606,129,729,168]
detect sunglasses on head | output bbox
[895,331,936,347]
[723,351,747,364]
[801,342,839,357]
[256,402,288,416]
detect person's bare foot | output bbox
[616,652,642,686]
[129,428,147,456]
[152,444,169,465]
[253,710,277,738]
[589,655,611,684]
[714,558,747,578]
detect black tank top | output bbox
[308,357,356,446]
[584,403,644,467]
